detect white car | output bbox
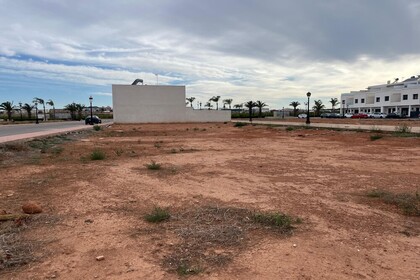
[297,113,307,118]
[344,113,353,118]
[372,112,387,118]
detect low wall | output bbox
[186,108,231,122]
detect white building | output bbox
[112,84,230,123]
[341,75,420,117]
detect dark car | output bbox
[85,115,102,125]
[385,113,402,119]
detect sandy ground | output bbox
[0,123,419,279]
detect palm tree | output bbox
[223,98,233,109]
[64,103,78,120]
[46,99,55,119]
[289,101,301,116]
[204,101,213,110]
[22,103,34,119]
[75,103,85,120]
[233,104,243,110]
[33,97,46,121]
[329,98,339,113]
[186,97,196,109]
[244,101,257,122]
[0,101,16,121]
[209,96,221,110]
[312,100,325,117]
[255,101,267,118]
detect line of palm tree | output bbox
[46,99,55,119]
[223,98,233,109]
[22,103,34,119]
[186,97,196,109]
[33,97,46,121]
[204,101,213,110]
[233,104,243,110]
[313,100,325,117]
[255,101,267,118]
[0,101,16,121]
[209,96,221,110]
[329,98,339,113]
[75,103,85,120]
[244,101,257,122]
[289,101,301,117]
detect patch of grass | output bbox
[370,126,383,133]
[93,125,101,131]
[366,189,419,216]
[51,146,64,155]
[285,126,294,131]
[233,122,248,127]
[90,149,106,160]
[144,206,170,223]
[252,211,294,231]
[0,143,28,152]
[145,160,161,170]
[370,134,383,141]
[395,124,412,134]
[176,264,202,276]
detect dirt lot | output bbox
[0,123,419,279]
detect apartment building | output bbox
[341,75,420,116]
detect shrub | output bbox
[93,125,101,131]
[366,189,419,216]
[90,149,105,160]
[286,126,294,131]
[395,124,412,134]
[370,134,383,141]
[146,160,161,170]
[145,206,170,223]
[234,122,248,127]
[252,211,293,230]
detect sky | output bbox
[1,0,420,109]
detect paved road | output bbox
[0,120,113,143]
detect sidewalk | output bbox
[235,119,420,133]
[0,123,112,144]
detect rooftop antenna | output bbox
[132,79,143,85]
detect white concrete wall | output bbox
[185,108,230,122]
[112,84,230,123]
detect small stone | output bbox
[84,219,94,224]
[293,244,297,248]
[22,201,42,214]
[96,255,105,261]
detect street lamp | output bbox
[282,107,285,119]
[306,92,311,125]
[89,96,93,125]
[35,101,39,124]
[342,100,345,117]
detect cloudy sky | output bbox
[1,0,420,109]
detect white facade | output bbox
[341,76,420,116]
[112,84,230,123]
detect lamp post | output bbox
[306,92,311,125]
[35,101,39,124]
[89,96,93,125]
[342,100,345,117]
[282,107,285,119]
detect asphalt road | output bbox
[0,119,113,143]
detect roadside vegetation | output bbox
[366,189,419,216]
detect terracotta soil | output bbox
[0,123,419,279]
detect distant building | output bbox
[341,75,420,116]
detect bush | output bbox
[366,189,419,216]
[286,126,294,131]
[93,125,101,131]
[234,122,248,127]
[252,211,293,230]
[90,149,105,160]
[395,124,412,134]
[146,160,161,170]
[145,206,170,223]
[370,134,383,141]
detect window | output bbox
[385,96,389,101]
[403,94,408,100]
[355,99,358,103]
[414,94,419,100]
[361,98,365,103]
[376,97,380,102]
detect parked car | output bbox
[344,113,353,118]
[297,113,307,119]
[385,113,402,119]
[329,113,342,118]
[320,113,331,118]
[85,115,102,125]
[372,112,387,118]
[351,113,369,119]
